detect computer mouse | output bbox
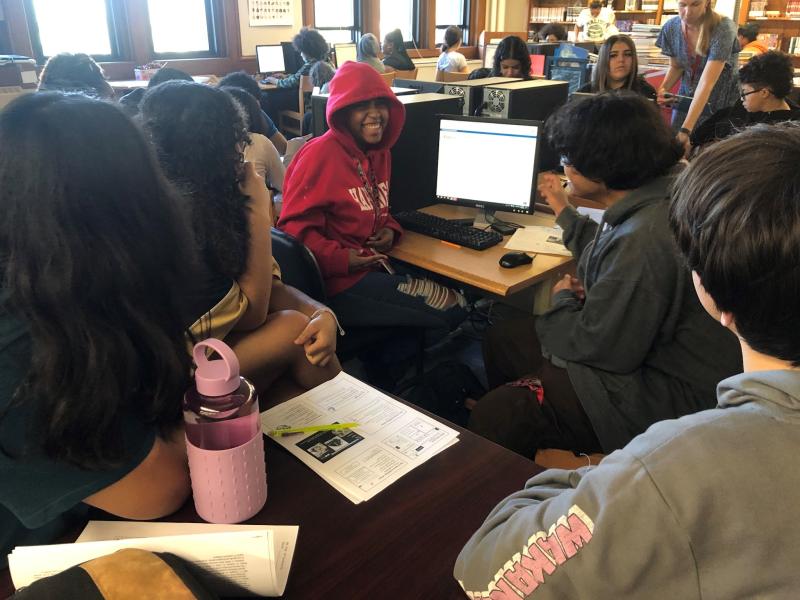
[499,251,534,269]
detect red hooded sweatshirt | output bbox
[278,61,406,297]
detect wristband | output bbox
[310,308,345,336]
[679,127,691,136]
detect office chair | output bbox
[379,71,396,86]
[278,75,313,137]
[270,228,425,373]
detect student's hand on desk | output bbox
[264,76,281,85]
[552,274,585,300]
[366,227,395,252]
[348,249,387,272]
[294,311,337,367]
[538,172,570,217]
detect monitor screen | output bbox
[256,45,285,74]
[483,43,498,69]
[435,116,540,214]
[281,41,304,73]
[334,43,357,67]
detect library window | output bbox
[435,0,469,45]
[380,0,415,44]
[314,0,359,44]
[147,0,219,57]
[26,0,117,60]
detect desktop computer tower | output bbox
[389,93,461,214]
[481,80,569,170]
[442,77,521,117]
[394,79,444,94]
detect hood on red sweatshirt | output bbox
[325,61,406,155]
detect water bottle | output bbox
[184,338,267,523]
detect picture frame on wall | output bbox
[249,0,294,27]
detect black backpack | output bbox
[400,360,486,428]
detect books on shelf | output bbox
[788,36,800,54]
[530,6,566,22]
[787,0,800,18]
[758,32,782,49]
[630,24,668,67]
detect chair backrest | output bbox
[436,69,470,83]
[297,75,314,114]
[270,227,327,303]
[379,71,396,86]
[393,68,418,80]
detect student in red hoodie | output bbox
[278,62,466,346]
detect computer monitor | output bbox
[435,115,540,216]
[483,43,498,69]
[256,45,285,74]
[281,41,304,73]
[333,43,357,68]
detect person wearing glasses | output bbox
[691,50,800,147]
[469,92,741,459]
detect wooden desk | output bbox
[389,204,573,297]
[0,409,541,599]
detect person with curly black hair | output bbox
[37,52,113,99]
[490,35,532,79]
[537,23,568,42]
[469,91,741,458]
[140,81,340,392]
[263,27,332,89]
[692,50,800,146]
[217,70,287,155]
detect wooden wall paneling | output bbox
[362,0,379,36]
[3,0,34,57]
[419,0,435,48]
[302,0,314,27]
[470,0,487,46]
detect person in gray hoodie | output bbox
[455,122,800,598]
[469,92,741,457]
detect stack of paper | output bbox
[262,372,459,504]
[9,521,298,597]
[504,225,572,257]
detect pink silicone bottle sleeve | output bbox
[186,432,268,524]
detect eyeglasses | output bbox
[740,88,764,101]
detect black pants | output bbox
[469,317,602,457]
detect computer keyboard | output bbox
[394,210,503,251]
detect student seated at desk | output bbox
[0,93,193,562]
[537,23,568,43]
[357,33,386,73]
[37,52,113,99]
[382,29,415,72]
[469,92,741,458]
[217,71,288,156]
[691,50,800,147]
[278,62,467,348]
[140,81,340,390]
[578,35,657,100]
[221,85,285,194]
[456,123,800,599]
[490,36,532,80]
[263,27,333,90]
[437,26,468,73]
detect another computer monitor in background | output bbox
[256,45,285,74]
[435,115,540,217]
[333,43,357,67]
[483,43,498,69]
[281,41,304,73]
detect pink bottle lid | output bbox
[193,338,241,397]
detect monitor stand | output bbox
[473,207,496,228]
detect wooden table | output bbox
[0,412,541,599]
[108,75,212,91]
[389,204,574,297]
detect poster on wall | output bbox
[248,0,294,27]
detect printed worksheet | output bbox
[261,372,459,503]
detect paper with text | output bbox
[261,372,459,503]
[9,525,298,597]
[504,225,572,256]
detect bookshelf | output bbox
[528,0,669,38]
[738,0,800,60]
